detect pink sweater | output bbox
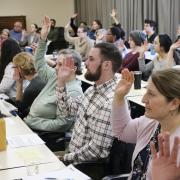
[111,103,180,180]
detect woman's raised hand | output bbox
[150,132,180,180]
[113,69,134,105]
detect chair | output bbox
[74,138,135,180]
[129,101,145,119]
[33,129,66,152]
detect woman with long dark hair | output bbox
[0,38,21,98]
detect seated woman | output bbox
[120,30,145,72]
[0,29,10,50]
[111,68,180,180]
[167,25,180,67]
[0,38,25,99]
[20,23,40,47]
[138,34,173,78]
[13,52,46,118]
[106,26,128,58]
[88,19,102,40]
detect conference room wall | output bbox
[0,0,74,29]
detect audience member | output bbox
[111,68,180,179]
[56,42,122,164]
[0,29,9,49]
[144,19,157,44]
[106,26,128,58]
[64,24,94,60]
[47,18,59,42]
[95,28,107,44]
[175,24,180,41]
[168,25,180,66]
[24,16,83,132]
[13,52,45,118]
[0,39,24,98]
[167,39,180,67]
[138,34,173,78]
[110,9,129,48]
[120,30,145,72]
[70,13,88,37]
[88,19,102,40]
[9,21,23,43]
[20,24,40,47]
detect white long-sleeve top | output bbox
[0,63,16,98]
[0,62,29,98]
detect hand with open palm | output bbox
[41,16,51,41]
[113,69,134,106]
[57,56,76,87]
[151,132,180,180]
[110,9,117,18]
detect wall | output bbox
[0,0,74,29]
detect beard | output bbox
[85,64,102,82]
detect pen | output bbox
[44,178,57,180]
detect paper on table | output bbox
[0,93,9,100]
[0,99,17,116]
[23,164,91,180]
[15,147,45,162]
[7,133,45,148]
[4,117,16,126]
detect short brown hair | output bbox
[13,52,36,76]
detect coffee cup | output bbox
[134,71,142,89]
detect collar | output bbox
[93,75,118,94]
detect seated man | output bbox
[24,16,83,132]
[10,21,23,43]
[144,19,157,44]
[56,42,122,163]
[64,23,94,60]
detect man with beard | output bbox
[46,18,61,54]
[56,42,122,164]
[47,19,59,42]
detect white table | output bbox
[0,161,65,180]
[0,101,65,179]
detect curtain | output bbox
[75,0,180,41]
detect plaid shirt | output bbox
[56,76,119,163]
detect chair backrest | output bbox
[105,138,135,175]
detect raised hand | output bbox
[150,132,180,180]
[138,42,149,59]
[71,13,78,19]
[41,16,51,41]
[57,56,76,87]
[170,39,180,51]
[110,9,117,18]
[113,69,134,105]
